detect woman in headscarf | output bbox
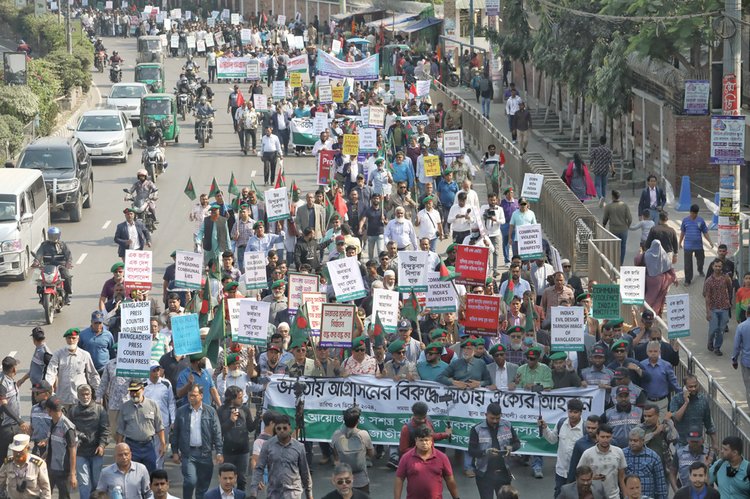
[563,152,596,202]
[635,239,676,315]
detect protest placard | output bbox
[368,106,385,128]
[301,292,326,335]
[290,72,302,88]
[312,115,329,135]
[342,134,359,155]
[205,34,214,47]
[550,306,585,351]
[116,300,152,377]
[393,81,406,100]
[454,245,489,287]
[253,93,267,111]
[327,257,367,301]
[170,313,202,356]
[174,251,202,289]
[272,80,286,99]
[240,28,252,43]
[320,303,356,347]
[423,156,441,177]
[360,107,370,127]
[318,84,333,104]
[416,80,430,97]
[196,39,205,52]
[237,300,270,346]
[461,294,502,336]
[170,34,179,48]
[230,13,240,24]
[124,250,152,290]
[442,130,463,156]
[358,128,377,153]
[246,59,260,80]
[397,252,428,292]
[288,272,320,314]
[186,34,196,49]
[666,294,690,338]
[332,86,345,103]
[425,271,458,313]
[264,187,290,222]
[516,224,544,260]
[371,288,400,333]
[227,298,244,338]
[317,149,335,185]
[619,266,645,305]
[521,173,544,202]
[592,284,621,320]
[242,251,267,290]
[331,39,341,54]
[277,14,286,25]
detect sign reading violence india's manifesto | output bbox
[327,257,367,302]
[454,245,489,287]
[461,294,502,336]
[425,271,458,313]
[550,306,585,351]
[320,303,356,348]
[592,284,621,320]
[516,224,544,260]
[116,300,152,377]
[397,251,428,292]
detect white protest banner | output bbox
[230,13,240,25]
[253,94,267,111]
[243,251,267,290]
[666,294,690,338]
[397,251,428,292]
[371,288,400,333]
[272,80,286,99]
[170,314,202,356]
[425,271,458,313]
[358,128,377,153]
[184,9,192,19]
[277,14,286,25]
[368,105,385,128]
[360,107,370,128]
[318,84,333,104]
[320,303,356,347]
[312,114,329,135]
[521,173,544,202]
[294,35,304,50]
[220,8,230,19]
[116,300,152,377]
[205,34,214,47]
[240,28,252,43]
[245,59,260,80]
[186,34,196,49]
[265,187,290,222]
[104,0,112,7]
[327,256,367,301]
[237,300,270,346]
[174,251,203,290]
[124,250,152,290]
[550,306,585,351]
[288,272,320,314]
[170,7,181,17]
[316,75,331,87]
[331,39,341,54]
[416,79,430,97]
[301,292,326,335]
[619,266,645,305]
[442,130,463,156]
[516,224,544,260]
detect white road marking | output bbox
[250,170,256,178]
[76,253,88,265]
[102,220,111,230]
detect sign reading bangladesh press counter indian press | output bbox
[116,300,152,377]
[265,376,605,456]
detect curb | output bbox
[49,82,103,138]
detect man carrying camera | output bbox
[481,193,505,275]
[468,402,521,499]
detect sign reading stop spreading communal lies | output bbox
[265,375,605,456]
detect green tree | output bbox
[484,0,533,89]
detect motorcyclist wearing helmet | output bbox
[109,50,123,65]
[195,79,214,102]
[142,122,166,169]
[176,75,192,96]
[194,95,215,139]
[36,227,73,304]
[94,38,105,54]
[128,169,159,223]
[183,54,199,80]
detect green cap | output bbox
[352,336,368,349]
[485,277,493,285]
[189,352,205,362]
[576,293,591,302]
[388,339,405,353]
[607,318,624,328]
[63,328,79,338]
[429,328,447,340]
[226,353,241,365]
[223,281,239,291]
[374,157,385,164]
[289,337,309,350]
[611,339,629,351]
[460,337,475,348]
[489,343,506,356]
[271,279,285,289]
[253,221,264,229]
[209,202,220,210]
[446,243,456,253]
[422,195,434,203]
[525,346,543,359]
[424,342,443,354]
[170,250,177,258]
[549,351,567,361]
[110,262,124,272]
[471,337,485,347]
[507,325,525,335]
[442,168,453,175]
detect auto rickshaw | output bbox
[134,63,165,93]
[137,94,180,143]
[137,35,166,63]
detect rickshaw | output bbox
[134,63,165,93]
[137,35,166,63]
[137,94,180,143]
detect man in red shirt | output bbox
[394,426,460,499]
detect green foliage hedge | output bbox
[0,114,25,162]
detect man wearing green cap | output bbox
[261,279,289,327]
[46,329,100,407]
[416,342,450,381]
[415,195,444,252]
[549,352,583,388]
[437,338,491,389]
[99,262,126,311]
[285,342,322,377]
[487,344,518,390]
[382,340,419,381]
[513,347,552,391]
[198,203,230,265]
[342,337,377,376]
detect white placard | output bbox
[186,34,196,49]
[331,39,341,54]
[184,9,192,19]
[237,300,270,346]
[358,128,377,153]
[550,306,585,351]
[516,224,544,260]
[288,273,320,314]
[443,130,464,155]
[318,84,333,104]
[316,75,330,87]
[205,34,215,47]
[163,18,171,31]
[277,14,286,25]
[124,250,152,290]
[243,251,267,290]
[416,79,430,97]
[170,34,179,48]
[326,256,367,302]
[253,94,267,111]
[116,301,152,377]
[619,266,645,305]
[397,251,428,292]
[521,173,544,202]
[241,28,252,43]
[169,8,181,18]
[272,80,286,99]
[312,115,329,135]
[371,288,400,333]
[666,294,690,338]
[228,298,243,338]
[424,271,458,314]
[368,105,385,128]
[245,59,260,80]
[393,82,406,100]
[301,292,327,334]
[230,13,240,25]
[320,303,356,348]
[196,39,205,52]
[174,251,203,289]
[264,187,290,222]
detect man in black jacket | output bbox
[294,228,321,272]
[113,208,151,260]
[217,386,255,491]
[68,384,109,499]
[638,175,666,221]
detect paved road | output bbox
[0,37,559,497]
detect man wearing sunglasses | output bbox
[322,463,368,499]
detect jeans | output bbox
[236,245,247,272]
[463,450,475,472]
[182,451,214,499]
[367,235,385,261]
[613,231,628,266]
[224,452,250,490]
[76,454,103,499]
[500,223,511,264]
[708,309,729,351]
[453,230,469,243]
[554,473,567,498]
[208,65,216,82]
[684,248,705,284]
[531,455,543,472]
[276,128,290,155]
[594,173,608,200]
[126,438,156,473]
[481,96,491,117]
[488,234,502,273]
[508,114,517,140]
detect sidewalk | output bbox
[451,84,749,411]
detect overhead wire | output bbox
[533,0,722,23]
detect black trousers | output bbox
[684,248,705,284]
[476,470,511,499]
[0,424,19,460]
[263,152,278,184]
[50,470,71,499]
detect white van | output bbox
[0,169,50,280]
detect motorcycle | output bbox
[95,50,107,72]
[142,145,165,181]
[176,91,193,120]
[446,62,460,87]
[110,63,122,83]
[31,254,69,324]
[195,116,212,148]
[123,189,158,233]
[183,65,199,83]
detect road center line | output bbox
[76,253,88,265]
[102,220,111,230]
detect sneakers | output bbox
[533,469,544,479]
[598,197,605,208]
[715,350,723,356]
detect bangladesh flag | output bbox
[184,176,196,201]
[438,262,459,281]
[290,180,300,203]
[250,180,265,201]
[525,295,536,332]
[504,279,516,306]
[228,172,240,196]
[275,169,286,189]
[372,311,385,348]
[401,291,420,322]
[208,177,221,198]
[290,302,311,347]
[203,297,226,365]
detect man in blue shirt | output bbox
[78,310,115,375]
[391,151,415,190]
[416,342,449,381]
[732,309,750,405]
[679,204,713,285]
[639,340,680,417]
[436,170,458,233]
[176,353,222,408]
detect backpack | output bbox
[713,459,750,485]
[41,351,53,379]
[333,429,367,474]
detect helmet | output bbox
[148,122,157,129]
[47,226,60,242]
[200,79,207,86]
[137,169,148,177]
[187,54,193,61]
[180,76,187,83]
[199,96,207,103]
[113,51,118,55]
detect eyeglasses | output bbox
[336,479,353,485]
[494,353,505,357]
[519,203,528,206]
[426,351,439,355]
[353,348,365,353]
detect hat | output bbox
[525,346,542,359]
[267,344,282,352]
[352,335,368,349]
[489,344,506,356]
[123,207,135,214]
[446,243,456,253]
[271,279,286,289]
[425,342,443,354]
[388,339,405,353]
[127,379,145,391]
[507,325,525,335]
[576,293,591,302]
[199,327,209,339]
[397,319,411,330]
[209,202,220,210]
[110,262,124,272]
[612,367,629,379]
[470,337,485,347]
[30,327,45,340]
[149,361,162,371]
[460,337,475,348]
[615,385,630,396]
[374,157,385,164]
[226,353,241,365]
[8,434,30,452]
[91,310,105,323]
[503,187,514,195]
[548,351,567,361]
[422,195,434,203]
[223,281,239,291]
[641,310,655,319]
[32,380,52,393]
[611,339,629,351]
[44,397,64,412]
[607,319,624,328]
[591,345,607,357]
[429,328,447,340]
[170,250,177,258]
[451,99,459,105]
[686,427,704,441]
[383,270,396,278]
[253,221,264,229]
[63,328,79,338]
[335,235,346,243]
[189,352,205,362]
[442,168,453,176]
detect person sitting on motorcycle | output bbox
[94,38,105,54]
[109,50,123,65]
[176,76,192,96]
[195,79,214,102]
[194,96,215,139]
[183,54,199,79]
[128,169,159,223]
[36,226,73,304]
[142,122,167,170]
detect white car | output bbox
[72,110,134,163]
[107,83,148,123]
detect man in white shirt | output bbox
[311,129,334,158]
[414,195,444,251]
[415,144,433,198]
[480,193,505,274]
[505,87,522,142]
[541,398,585,497]
[384,207,418,250]
[528,257,555,303]
[578,424,627,499]
[458,178,482,214]
[447,192,474,242]
[260,127,282,186]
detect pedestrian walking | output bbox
[44,397,77,499]
[577,424,627,499]
[515,101,532,153]
[637,175,666,222]
[0,434,51,499]
[703,259,733,355]
[394,426,459,499]
[45,329,100,407]
[540,399,585,497]
[331,406,374,494]
[116,379,166,474]
[479,71,493,118]
[96,443,151,498]
[590,136,615,207]
[67,384,109,499]
[602,190,633,266]
[468,402,521,498]
[217,386,254,491]
[505,87,522,143]
[321,463,369,499]
[563,153,596,202]
[679,204,713,285]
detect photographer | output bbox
[217,386,255,491]
[481,194,505,275]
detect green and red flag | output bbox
[184,176,196,201]
[438,262,460,281]
[401,291,420,322]
[250,180,265,201]
[203,296,226,365]
[372,311,385,348]
[290,180,300,203]
[503,279,516,306]
[208,177,221,198]
[275,168,286,189]
[525,295,536,332]
[228,172,240,196]
[289,302,312,347]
